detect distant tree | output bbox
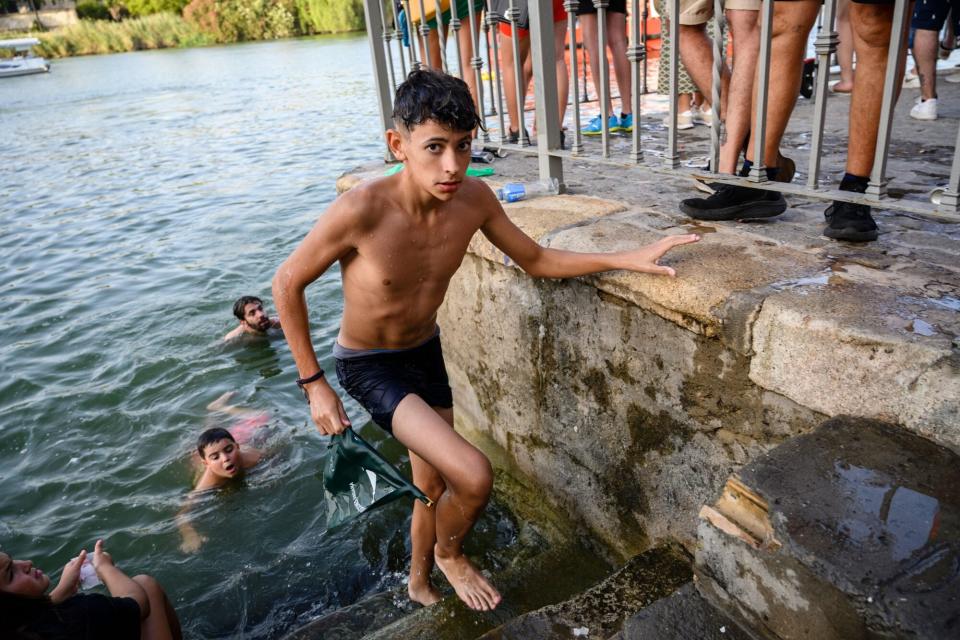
[123,0,188,17]
[295,0,364,34]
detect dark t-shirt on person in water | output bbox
[22,593,141,640]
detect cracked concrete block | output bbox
[696,417,960,640]
[749,284,960,451]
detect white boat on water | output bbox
[0,38,50,78]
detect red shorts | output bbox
[498,0,568,37]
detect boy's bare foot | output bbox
[408,580,442,607]
[434,546,501,611]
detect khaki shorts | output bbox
[678,0,760,25]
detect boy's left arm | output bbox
[479,190,699,279]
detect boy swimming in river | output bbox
[193,427,263,491]
[272,69,699,611]
[177,427,264,552]
[177,393,269,552]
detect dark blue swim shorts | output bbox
[334,332,453,434]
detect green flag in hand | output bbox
[323,427,433,528]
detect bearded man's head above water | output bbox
[392,69,482,133]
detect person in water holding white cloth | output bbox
[272,69,700,611]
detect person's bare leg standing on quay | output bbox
[579,0,635,134]
[680,0,817,220]
[825,0,910,241]
[676,0,762,174]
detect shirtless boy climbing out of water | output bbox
[272,69,699,612]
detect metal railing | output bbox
[362,0,960,222]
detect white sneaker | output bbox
[945,73,960,83]
[910,97,938,120]
[692,105,713,126]
[903,69,920,89]
[662,110,694,130]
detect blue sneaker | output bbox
[618,113,633,133]
[581,114,619,136]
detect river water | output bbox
[0,35,519,639]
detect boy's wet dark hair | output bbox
[233,296,263,321]
[392,69,483,133]
[197,427,236,458]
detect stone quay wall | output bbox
[429,172,960,560]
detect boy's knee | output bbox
[455,457,493,503]
[421,477,446,501]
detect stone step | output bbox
[695,416,960,640]
[614,583,757,640]
[477,543,692,640]
[359,539,613,640]
[280,589,415,640]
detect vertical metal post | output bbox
[628,0,644,162]
[363,0,397,161]
[867,0,910,199]
[487,8,509,144]
[402,0,421,70]
[450,0,463,78]
[566,1,585,153]
[507,0,529,145]
[417,0,433,68]
[530,0,565,189]
[390,0,408,79]
[433,0,449,72]
[808,0,838,187]
[483,13,498,119]
[595,0,611,158]
[466,0,489,140]
[749,0,774,182]
[666,0,680,168]
[709,0,723,174]
[378,0,398,91]
[938,122,960,213]
[640,0,649,94]
[581,33,591,102]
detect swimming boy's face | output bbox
[0,552,50,597]
[390,120,472,201]
[241,302,271,332]
[200,438,242,479]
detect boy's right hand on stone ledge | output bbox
[308,380,351,436]
[620,234,700,277]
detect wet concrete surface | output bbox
[615,583,755,640]
[703,416,960,639]
[478,543,692,640]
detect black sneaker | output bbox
[823,200,879,242]
[505,127,531,144]
[679,183,787,221]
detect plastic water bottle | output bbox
[496,178,560,203]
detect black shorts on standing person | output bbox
[335,330,453,434]
[577,0,627,13]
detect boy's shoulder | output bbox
[333,175,398,224]
[193,470,225,493]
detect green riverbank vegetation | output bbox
[10,0,366,58]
